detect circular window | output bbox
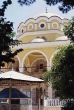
[40,24,45,28]
[52,22,59,29]
[39,22,46,29]
[28,24,33,31]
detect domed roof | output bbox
[31,37,46,43]
[34,13,63,19]
[55,36,68,41]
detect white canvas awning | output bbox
[0,70,44,82]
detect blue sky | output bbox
[1,0,74,33]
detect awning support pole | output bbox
[9,79,11,110]
[38,84,40,110]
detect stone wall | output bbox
[32,106,61,110]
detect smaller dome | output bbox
[31,37,46,43]
[55,36,68,41]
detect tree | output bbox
[64,17,74,42]
[48,45,74,99]
[62,100,74,110]
[18,0,74,13]
[43,71,50,81]
[0,0,23,67]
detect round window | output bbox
[39,22,46,29]
[52,22,59,29]
[28,24,33,31]
[40,24,45,28]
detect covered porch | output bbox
[0,70,44,110]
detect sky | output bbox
[1,0,74,33]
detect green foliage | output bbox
[62,100,74,110]
[18,0,36,6]
[64,17,74,43]
[43,71,51,81]
[45,0,74,13]
[49,44,74,99]
[18,0,74,13]
[0,0,23,67]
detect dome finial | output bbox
[46,7,48,13]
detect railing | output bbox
[44,98,73,107]
[0,99,32,110]
[0,104,32,110]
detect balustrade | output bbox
[44,98,73,107]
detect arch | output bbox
[22,50,49,70]
[17,22,25,32]
[48,16,62,23]
[31,58,47,72]
[25,18,35,26]
[49,50,59,68]
[35,17,49,23]
[31,58,46,67]
[7,55,21,71]
[16,55,21,68]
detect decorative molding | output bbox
[48,16,62,22]
[17,16,69,33]
[21,28,24,34]
[39,22,46,29]
[17,22,25,32]
[24,27,26,32]
[35,17,48,23]
[35,23,37,31]
[25,18,35,26]
[17,30,64,40]
[48,22,50,29]
[13,40,70,50]
[52,22,59,29]
[62,19,69,23]
[27,24,33,31]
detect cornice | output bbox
[17,30,64,40]
[13,40,70,50]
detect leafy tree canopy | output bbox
[46,45,74,99]
[18,0,74,13]
[64,17,74,43]
[0,0,23,67]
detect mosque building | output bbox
[3,12,70,105]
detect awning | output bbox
[0,70,44,82]
[0,88,28,98]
